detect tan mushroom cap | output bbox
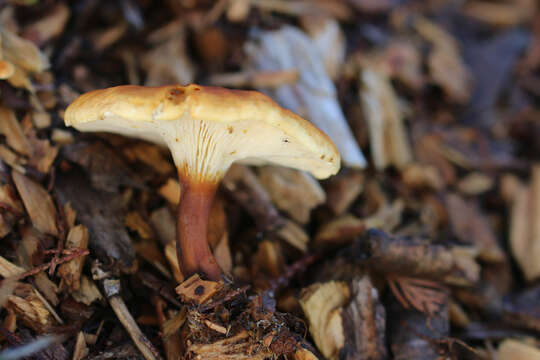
[65,84,340,182]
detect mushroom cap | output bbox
[65,84,340,182]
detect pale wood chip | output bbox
[6,284,55,333]
[58,225,89,291]
[259,166,325,224]
[497,339,540,360]
[0,255,25,277]
[175,274,223,305]
[299,281,350,359]
[72,276,103,306]
[0,106,31,155]
[158,178,181,205]
[188,330,271,360]
[315,214,365,247]
[164,242,183,284]
[12,171,58,236]
[504,166,540,281]
[72,331,89,360]
[276,219,310,252]
[22,3,70,45]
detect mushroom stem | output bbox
[176,176,222,281]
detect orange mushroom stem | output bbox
[176,176,221,280]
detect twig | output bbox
[266,252,320,293]
[108,296,162,360]
[18,248,89,280]
[33,287,63,325]
[48,195,67,276]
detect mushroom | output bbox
[65,84,340,280]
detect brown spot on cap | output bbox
[167,87,186,105]
[227,126,233,134]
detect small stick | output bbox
[108,296,162,360]
[266,252,320,293]
[49,195,67,276]
[32,288,63,325]
[18,248,89,280]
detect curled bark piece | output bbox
[349,229,479,285]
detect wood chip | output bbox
[175,274,223,305]
[254,240,284,278]
[414,16,472,103]
[324,171,364,216]
[503,167,540,281]
[457,172,494,195]
[125,211,154,240]
[72,331,89,360]
[0,106,31,155]
[342,276,387,359]
[12,170,59,236]
[158,178,181,205]
[188,330,271,360]
[446,193,505,263]
[276,219,310,252]
[142,30,194,87]
[58,225,89,291]
[51,129,74,145]
[0,25,49,74]
[259,166,325,224]
[360,66,412,170]
[71,276,103,306]
[222,164,283,231]
[246,25,365,168]
[315,214,365,247]
[123,143,174,175]
[299,281,350,359]
[22,3,70,45]
[5,284,55,333]
[301,16,345,80]
[209,70,298,88]
[164,242,183,283]
[497,339,540,360]
[0,255,25,277]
